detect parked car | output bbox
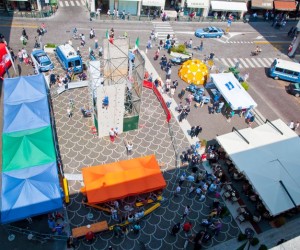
[170,56,191,65]
[287,83,300,97]
[195,27,224,38]
[31,50,54,72]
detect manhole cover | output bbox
[87,213,94,220]
[8,234,15,241]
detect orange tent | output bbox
[81,155,166,204]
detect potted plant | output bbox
[44,43,57,53]
[241,81,249,91]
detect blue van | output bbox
[55,44,83,73]
[269,59,300,83]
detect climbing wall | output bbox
[96,83,125,138]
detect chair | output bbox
[237,206,246,214]
[222,191,231,200]
[236,214,245,224]
[253,214,261,223]
[224,184,232,191]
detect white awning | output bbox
[142,0,164,6]
[187,0,209,8]
[211,1,247,11]
[210,73,257,110]
[216,119,300,216]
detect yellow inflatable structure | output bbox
[178,59,208,85]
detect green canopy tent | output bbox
[2,126,56,172]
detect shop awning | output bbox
[81,155,166,204]
[216,119,300,216]
[274,0,296,10]
[119,0,141,2]
[142,0,164,6]
[211,1,247,11]
[251,0,273,9]
[187,0,209,8]
[210,73,257,110]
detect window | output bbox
[275,67,284,73]
[75,60,81,66]
[285,69,294,75]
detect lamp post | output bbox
[245,228,254,250]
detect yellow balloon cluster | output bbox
[178,59,208,85]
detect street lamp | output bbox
[245,228,254,250]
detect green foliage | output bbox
[45,43,57,48]
[250,237,260,246]
[241,81,249,91]
[200,139,207,147]
[238,233,247,241]
[170,44,187,54]
[259,244,268,250]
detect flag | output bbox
[105,29,109,39]
[135,37,140,50]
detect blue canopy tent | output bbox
[4,74,47,105]
[3,98,50,133]
[1,162,63,224]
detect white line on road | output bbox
[59,1,64,7]
[263,58,271,66]
[257,58,268,67]
[70,1,75,6]
[245,58,255,67]
[220,58,229,67]
[227,58,235,67]
[65,1,69,6]
[233,58,242,68]
[76,0,80,6]
[269,58,275,63]
[81,0,85,5]
[240,58,249,68]
[250,58,261,67]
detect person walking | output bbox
[178,173,186,186]
[182,221,192,236]
[178,88,185,100]
[133,222,141,234]
[174,184,181,197]
[67,107,72,118]
[126,140,133,155]
[181,205,191,219]
[190,126,196,138]
[109,128,115,142]
[166,67,171,80]
[199,40,203,51]
[170,223,181,236]
[94,39,98,49]
[294,121,299,130]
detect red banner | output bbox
[0,44,12,78]
[143,80,171,123]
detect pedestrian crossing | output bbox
[152,21,178,44]
[226,41,254,44]
[216,57,274,69]
[59,0,86,7]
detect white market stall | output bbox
[216,119,300,216]
[210,73,257,110]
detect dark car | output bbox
[288,83,300,97]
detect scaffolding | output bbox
[88,38,145,138]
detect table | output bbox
[72,221,108,238]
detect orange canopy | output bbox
[81,155,166,204]
[274,1,296,11]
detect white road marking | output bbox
[59,1,64,7]
[257,58,268,67]
[220,58,230,67]
[263,58,271,66]
[65,1,69,6]
[240,58,249,68]
[70,1,75,6]
[227,58,235,67]
[250,58,261,67]
[81,0,85,5]
[245,58,255,67]
[76,0,80,6]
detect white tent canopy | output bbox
[210,73,257,110]
[211,1,248,11]
[216,119,300,216]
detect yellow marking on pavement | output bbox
[0,23,38,28]
[254,41,290,45]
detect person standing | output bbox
[182,221,192,236]
[199,40,203,51]
[178,173,186,186]
[166,67,172,80]
[94,39,98,49]
[288,121,294,130]
[109,128,115,142]
[179,88,185,100]
[181,205,191,219]
[195,125,202,137]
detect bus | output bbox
[269,59,300,83]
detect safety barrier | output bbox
[143,80,171,123]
